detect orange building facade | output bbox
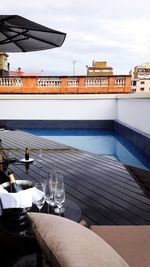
[0,75,131,94]
[0,61,132,94]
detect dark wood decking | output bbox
[1,129,150,226]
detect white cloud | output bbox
[1,0,150,75]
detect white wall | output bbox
[0,95,116,120]
[0,94,150,135]
[117,98,150,135]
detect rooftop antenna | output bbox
[73,60,77,76]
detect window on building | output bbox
[132,80,136,86]
[140,88,144,91]
[140,81,145,84]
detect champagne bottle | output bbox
[25,148,29,160]
[8,172,22,193]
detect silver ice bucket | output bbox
[1,180,33,232]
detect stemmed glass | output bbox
[56,173,64,184]
[48,171,57,207]
[36,149,43,174]
[54,179,65,214]
[45,178,53,213]
[34,182,45,212]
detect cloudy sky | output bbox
[1,0,150,75]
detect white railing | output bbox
[85,77,108,87]
[37,78,62,87]
[115,77,125,86]
[0,78,22,87]
[67,78,79,87]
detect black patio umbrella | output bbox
[0,15,66,52]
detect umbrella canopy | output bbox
[0,15,66,52]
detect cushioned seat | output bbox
[28,212,129,267]
[90,225,150,267]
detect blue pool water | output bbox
[21,129,150,171]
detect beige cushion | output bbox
[91,225,150,267]
[28,212,129,267]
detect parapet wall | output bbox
[0,93,149,137]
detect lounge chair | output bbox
[26,212,150,267]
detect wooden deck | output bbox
[1,129,150,226]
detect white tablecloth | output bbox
[0,185,44,209]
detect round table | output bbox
[32,198,82,223]
[0,198,82,234]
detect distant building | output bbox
[0,52,9,76]
[132,62,150,93]
[9,67,43,76]
[87,61,113,76]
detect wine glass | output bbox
[36,149,43,175]
[34,182,45,212]
[56,173,64,184]
[48,171,57,207]
[54,181,65,214]
[45,178,53,213]
[37,149,43,168]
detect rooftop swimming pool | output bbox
[21,129,150,171]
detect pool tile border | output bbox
[0,119,114,130]
[114,120,150,159]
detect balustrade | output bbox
[115,77,125,86]
[37,78,61,87]
[85,77,108,87]
[67,78,79,87]
[0,78,22,87]
[0,75,131,93]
